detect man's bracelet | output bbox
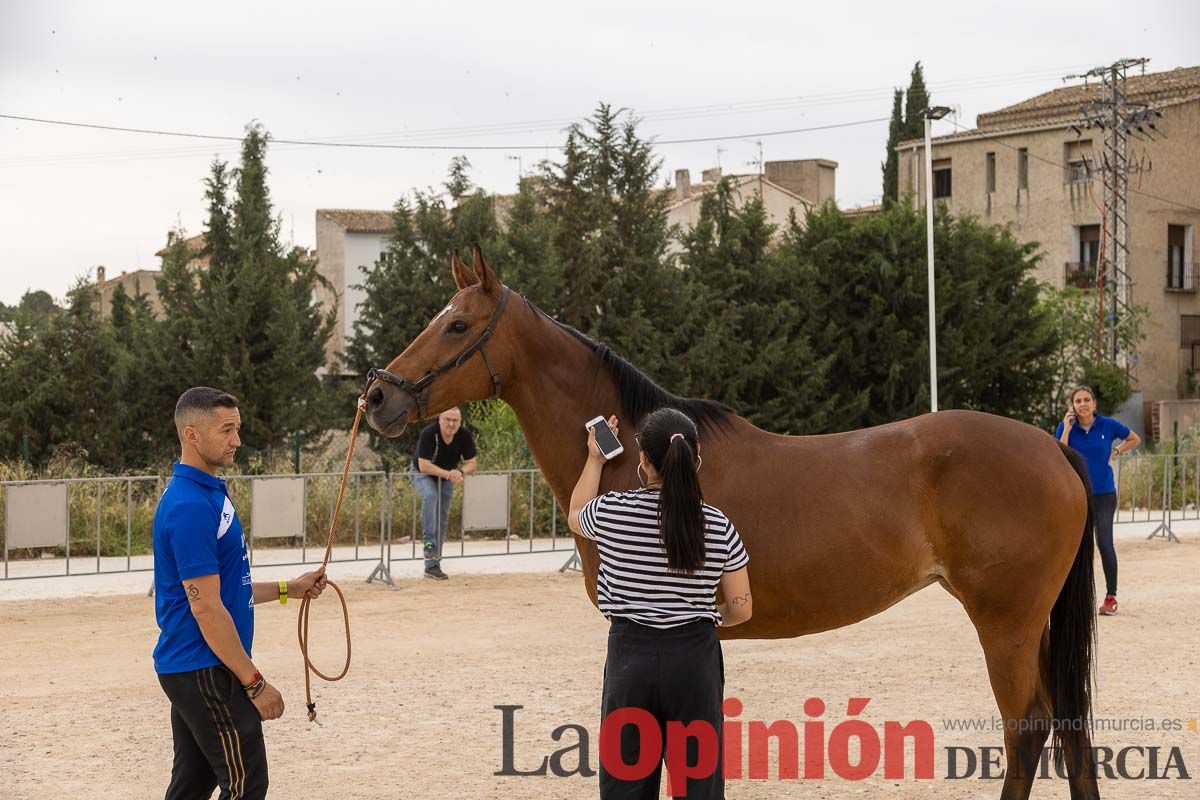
[242,671,265,699]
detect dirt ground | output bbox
[2,538,1198,799]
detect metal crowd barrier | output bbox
[1114,453,1195,543]
[1,468,573,584]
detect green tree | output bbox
[902,61,931,142]
[676,180,837,433]
[192,124,335,450]
[493,177,561,312]
[0,283,125,465]
[1034,286,1146,425]
[882,89,904,206]
[779,201,1057,430]
[109,281,179,466]
[543,104,683,386]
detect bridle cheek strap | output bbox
[367,286,510,419]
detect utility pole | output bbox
[923,106,952,413]
[1065,58,1161,377]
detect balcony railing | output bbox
[1166,263,1197,293]
[1064,262,1099,290]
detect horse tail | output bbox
[1049,442,1097,765]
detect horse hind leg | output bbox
[973,620,1056,800]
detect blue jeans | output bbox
[413,473,455,569]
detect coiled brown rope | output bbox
[297,394,366,724]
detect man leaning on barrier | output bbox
[411,406,477,580]
[152,387,328,800]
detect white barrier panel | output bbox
[251,477,305,539]
[463,474,509,532]
[5,483,69,550]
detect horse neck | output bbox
[501,306,623,509]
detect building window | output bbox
[1079,225,1101,267]
[1182,315,1200,347]
[1168,224,1193,291]
[932,159,952,199]
[1064,140,1093,184]
[1066,225,1102,288]
[1018,148,1029,190]
[986,152,996,193]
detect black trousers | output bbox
[157,665,268,800]
[600,617,725,799]
[1095,492,1119,596]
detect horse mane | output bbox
[523,297,734,437]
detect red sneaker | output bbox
[1099,595,1118,616]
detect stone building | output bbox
[313,209,394,375]
[666,159,836,249]
[897,66,1200,422]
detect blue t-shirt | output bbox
[1054,415,1132,495]
[152,462,254,674]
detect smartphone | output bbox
[585,416,624,460]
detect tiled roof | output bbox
[898,65,1200,148]
[155,233,205,258]
[317,209,394,233]
[979,66,1200,129]
[665,174,813,211]
[842,204,882,218]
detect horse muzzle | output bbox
[364,379,418,437]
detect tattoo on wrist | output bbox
[186,584,200,603]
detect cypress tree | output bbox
[902,61,931,142]
[193,124,334,450]
[882,88,904,206]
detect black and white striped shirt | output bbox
[578,488,750,628]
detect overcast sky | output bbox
[1,0,1197,306]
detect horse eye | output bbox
[449,321,468,334]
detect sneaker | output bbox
[1099,595,1118,616]
[424,565,449,581]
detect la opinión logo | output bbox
[496,696,935,788]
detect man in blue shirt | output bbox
[154,387,327,800]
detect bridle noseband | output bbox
[367,286,511,420]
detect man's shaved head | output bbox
[175,387,239,440]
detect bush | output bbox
[1080,361,1133,415]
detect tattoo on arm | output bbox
[730,592,751,607]
[186,583,200,603]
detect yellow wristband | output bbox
[278,580,288,605]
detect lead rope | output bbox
[298,394,366,724]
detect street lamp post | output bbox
[924,106,952,414]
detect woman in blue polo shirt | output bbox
[1055,385,1142,616]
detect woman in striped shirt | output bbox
[568,407,752,799]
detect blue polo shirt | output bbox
[152,462,254,674]
[1054,415,1131,495]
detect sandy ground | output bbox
[1,537,1198,799]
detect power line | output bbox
[0,64,1096,168]
[0,112,891,163]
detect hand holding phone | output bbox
[1063,409,1076,428]
[585,415,623,461]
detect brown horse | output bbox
[364,246,1101,799]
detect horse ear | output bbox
[451,249,479,289]
[471,242,498,292]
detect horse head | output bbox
[363,244,515,437]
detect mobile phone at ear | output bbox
[585,416,624,460]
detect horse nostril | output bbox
[368,387,384,409]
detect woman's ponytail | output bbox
[638,409,706,573]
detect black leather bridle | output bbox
[367,286,511,420]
